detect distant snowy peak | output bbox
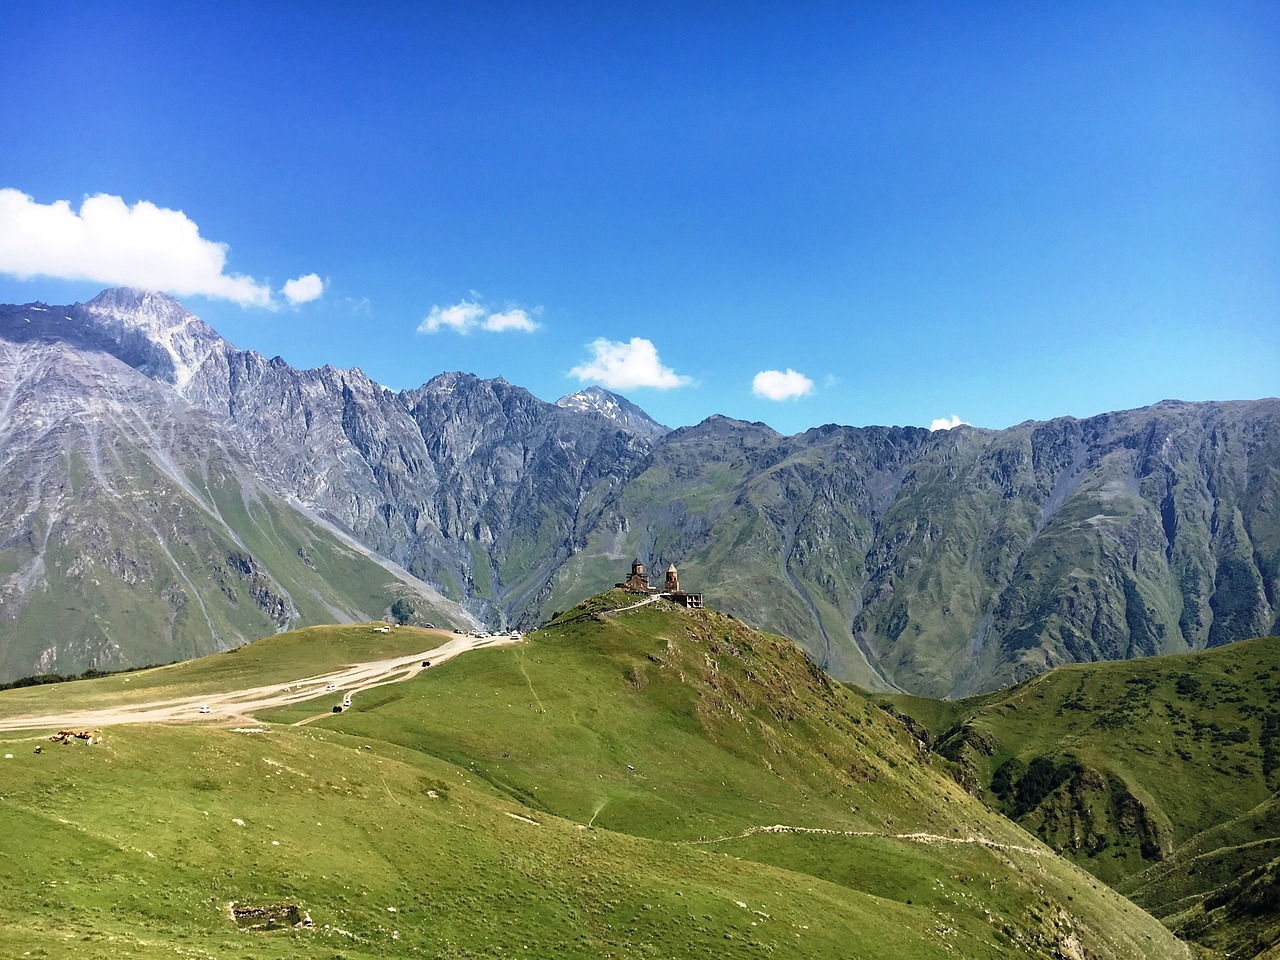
[78,288,231,390]
[556,385,669,437]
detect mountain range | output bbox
[1,288,1276,694]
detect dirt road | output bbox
[0,632,520,732]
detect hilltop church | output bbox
[616,560,703,609]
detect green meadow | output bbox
[882,635,1280,956]
[0,594,1190,958]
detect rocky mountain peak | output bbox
[77,288,230,389]
[555,385,669,437]
[84,286,184,316]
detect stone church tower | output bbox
[619,559,653,593]
[616,558,701,607]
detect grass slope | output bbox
[0,597,1189,958]
[881,635,1280,957]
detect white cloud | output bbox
[569,337,692,390]
[752,368,814,401]
[418,299,485,333]
[417,296,540,334]
[930,414,969,431]
[0,188,280,307]
[282,272,325,304]
[484,307,540,332]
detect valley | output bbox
[0,289,1276,957]
[2,9,1272,958]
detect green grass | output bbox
[881,635,1280,956]
[0,597,1191,958]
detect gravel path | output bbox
[0,632,520,732]
[686,823,1045,856]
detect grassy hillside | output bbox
[1129,793,1280,959]
[0,595,1189,959]
[881,635,1280,956]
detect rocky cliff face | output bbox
[0,294,471,682]
[52,292,660,630]
[2,288,1276,694]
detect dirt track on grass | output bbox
[685,823,1045,856]
[0,632,520,732]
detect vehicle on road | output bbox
[326,683,337,691]
[198,705,211,714]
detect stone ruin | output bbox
[229,901,313,930]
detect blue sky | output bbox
[1,2,1275,434]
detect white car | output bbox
[198,705,211,714]
[326,683,337,691]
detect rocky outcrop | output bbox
[991,755,1170,864]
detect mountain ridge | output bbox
[1,288,1277,694]
[0,299,474,681]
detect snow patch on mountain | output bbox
[556,385,668,437]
